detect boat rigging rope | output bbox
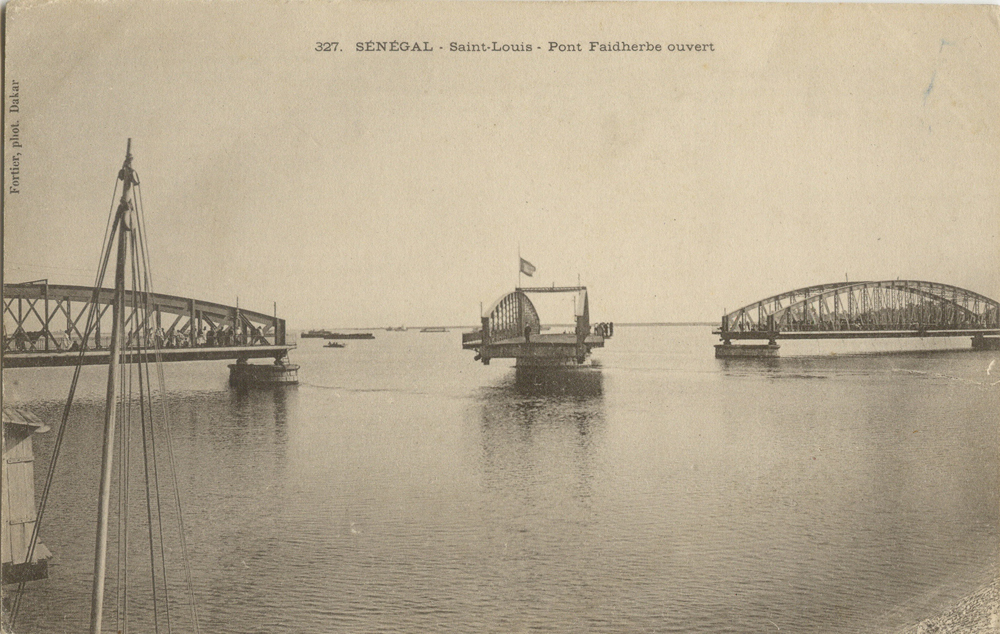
[9,160,202,634]
[136,181,203,634]
[126,236,164,634]
[118,290,134,634]
[134,227,180,634]
[116,351,132,634]
[8,179,123,627]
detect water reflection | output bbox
[510,366,605,399]
[716,348,993,381]
[227,385,294,436]
[170,386,299,634]
[479,368,605,427]
[470,369,609,628]
[474,367,606,504]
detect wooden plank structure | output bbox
[2,408,51,585]
[462,286,613,367]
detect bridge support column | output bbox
[480,316,490,365]
[971,335,1000,351]
[228,355,299,386]
[714,343,780,358]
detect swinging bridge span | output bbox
[462,286,613,367]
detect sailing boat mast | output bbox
[89,139,136,634]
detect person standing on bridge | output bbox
[524,325,531,343]
[60,329,72,351]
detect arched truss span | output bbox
[485,291,541,343]
[3,282,286,353]
[721,280,1000,334]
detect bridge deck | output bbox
[715,328,1000,341]
[463,333,605,348]
[463,333,606,363]
[3,345,295,368]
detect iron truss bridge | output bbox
[2,282,293,368]
[462,286,613,366]
[715,280,1000,350]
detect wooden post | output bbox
[480,316,490,365]
[43,283,49,351]
[189,298,196,347]
[273,301,278,346]
[90,139,133,634]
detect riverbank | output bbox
[897,577,998,634]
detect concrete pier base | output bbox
[229,358,299,386]
[714,343,780,358]
[971,335,1000,351]
[515,355,589,368]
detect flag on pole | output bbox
[519,258,536,277]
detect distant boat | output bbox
[302,330,374,340]
[324,342,345,348]
[301,329,334,338]
[385,326,407,332]
[420,327,447,333]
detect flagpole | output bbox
[517,245,521,290]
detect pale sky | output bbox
[4,1,998,328]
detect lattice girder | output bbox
[485,291,541,342]
[722,280,1000,334]
[3,283,286,353]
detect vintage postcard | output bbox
[2,2,998,633]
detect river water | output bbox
[4,326,998,633]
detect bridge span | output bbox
[2,282,293,369]
[715,280,1000,357]
[462,286,612,367]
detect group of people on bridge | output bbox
[149,325,269,349]
[3,324,271,353]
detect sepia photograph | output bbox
[2,1,998,632]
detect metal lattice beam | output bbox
[485,291,541,344]
[3,282,286,354]
[719,280,1000,339]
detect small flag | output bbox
[519,258,536,277]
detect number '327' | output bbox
[315,42,339,51]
